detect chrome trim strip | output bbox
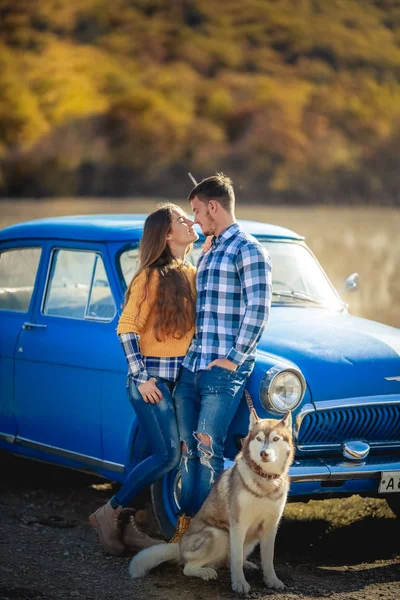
[312,395,400,411]
[1,434,124,473]
[289,470,382,483]
[297,441,400,452]
[0,432,16,444]
[370,441,400,447]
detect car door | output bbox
[0,243,44,441]
[102,241,145,469]
[13,242,118,463]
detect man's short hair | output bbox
[188,173,235,212]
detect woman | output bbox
[89,203,198,556]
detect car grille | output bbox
[297,404,400,448]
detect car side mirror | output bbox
[343,272,359,293]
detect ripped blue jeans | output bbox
[174,360,253,516]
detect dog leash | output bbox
[244,389,254,412]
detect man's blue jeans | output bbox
[174,360,254,516]
[111,376,181,508]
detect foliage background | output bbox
[1,0,400,202]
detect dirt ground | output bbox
[0,455,399,600]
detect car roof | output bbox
[0,214,303,242]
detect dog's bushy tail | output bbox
[129,542,180,578]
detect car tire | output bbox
[386,495,400,518]
[151,468,181,539]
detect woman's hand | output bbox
[138,378,163,404]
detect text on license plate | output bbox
[379,471,400,494]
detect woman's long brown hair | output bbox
[123,204,196,342]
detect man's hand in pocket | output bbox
[206,358,237,371]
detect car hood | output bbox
[258,307,400,403]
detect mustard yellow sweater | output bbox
[117,264,196,357]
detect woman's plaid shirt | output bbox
[182,223,272,372]
[119,332,184,385]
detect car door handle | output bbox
[22,322,47,330]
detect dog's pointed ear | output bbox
[280,411,292,429]
[249,408,260,430]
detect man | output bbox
[173,173,272,534]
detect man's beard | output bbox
[202,210,216,237]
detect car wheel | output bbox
[386,495,400,518]
[151,467,181,539]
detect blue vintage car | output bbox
[0,215,399,536]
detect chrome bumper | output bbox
[289,455,400,482]
[224,454,400,483]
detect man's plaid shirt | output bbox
[119,333,184,385]
[182,223,272,372]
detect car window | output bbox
[156,239,342,309]
[262,241,342,310]
[119,245,201,287]
[87,256,117,320]
[187,245,203,265]
[119,248,140,287]
[0,247,42,312]
[43,249,116,321]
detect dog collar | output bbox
[250,461,280,480]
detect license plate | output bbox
[379,471,400,494]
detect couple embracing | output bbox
[89,174,272,555]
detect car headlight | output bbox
[260,367,306,413]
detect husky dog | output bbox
[129,409,294,594]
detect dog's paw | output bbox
[199,567,218,581]
[232,579,251,594]
[243,560,259,571]
[264,576,285,590]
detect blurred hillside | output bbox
[1,0,400,202]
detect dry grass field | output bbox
[1,198,399,328]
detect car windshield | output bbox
[119,239,343,311]
[261,240,343,310]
